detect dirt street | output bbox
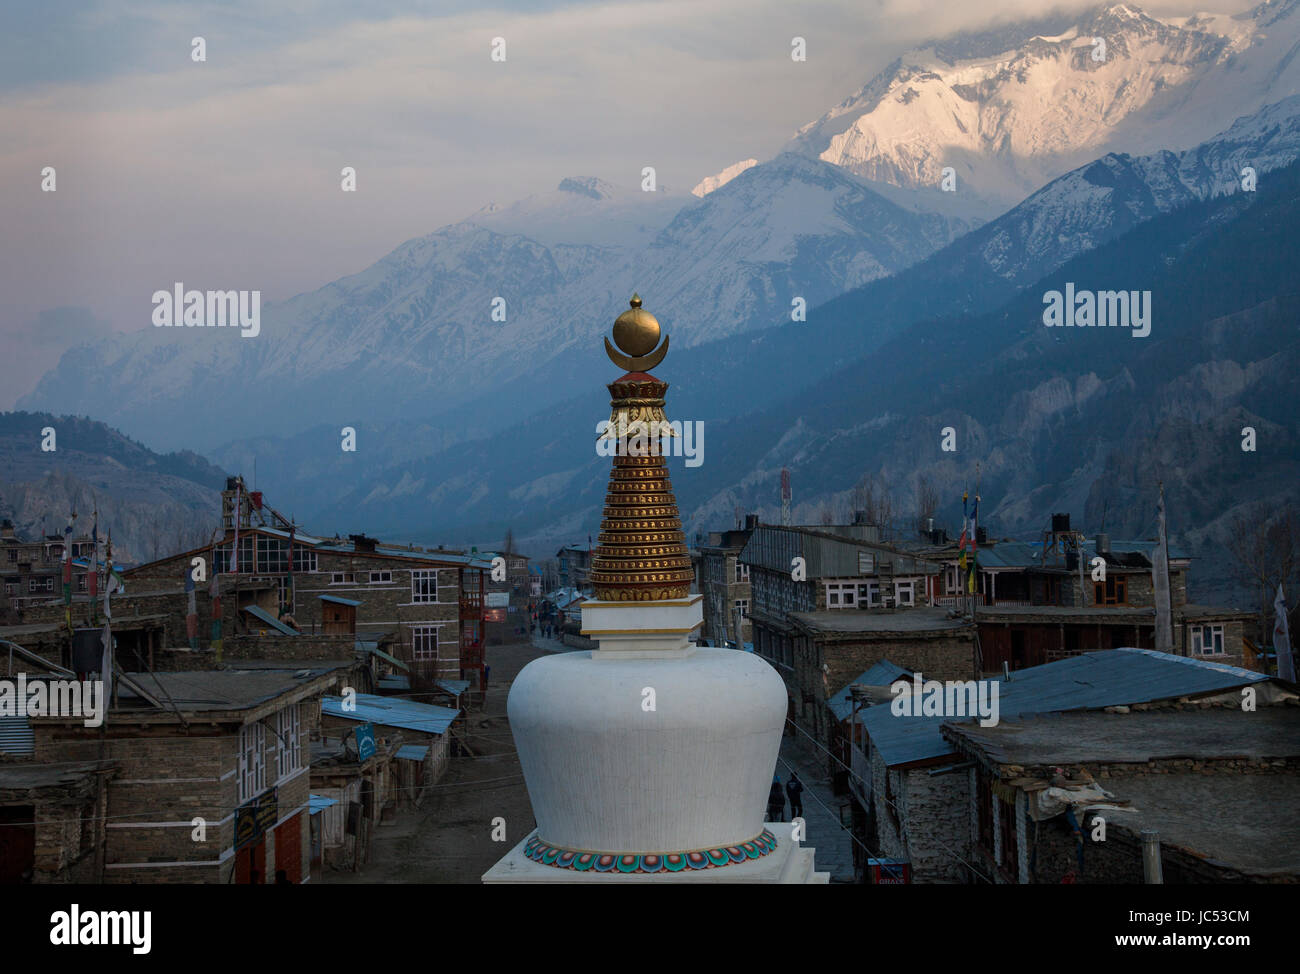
[321,640,543,884]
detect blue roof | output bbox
[828,659,911,722]
[435,679,471,697]
[862,649,1269,769]
[242,604,299,636]
[379,675,411,690]
[395,744,430,762]
[320,594,362,607]
[309,794,338,815]
[321,692,459,735]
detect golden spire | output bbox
[590,296,694,602]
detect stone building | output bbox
[698,520,755,647]
[941,703,1300,883]
[0,519,110,615]
[847,649,1280,883]
[740,520,961,747]
[905,514,1254,670]
[11,665,345,883]
[113,480,491,683]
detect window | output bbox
[276,705,301,780]
[411,570,440,604]
[857,551,875,574]
[4,582,16,596]
[734,561,749,583]
[895,580,915,607]
[825,582,858,609]
[411,624,443,661]
[213,536,255,574]
[77,574,87,592]
[238,722,266,802]
[7,549,16,563]
[369,571,392,584]
[1190,623,1225,656]
[257,536,288,573]
[1094,574,1127,606]
[733,598,749,617]
[330,572,355,585]
[860,581,879,608]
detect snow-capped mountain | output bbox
[780,1,1300,207]
[21,157,961,451]
[692,159,757,197]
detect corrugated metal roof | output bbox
[0,715,34,756]
[322,693,459,735]
[355,643,409,672]
[828,660,910,722]
[309,794,338,815]
[395,744,429,762]
[378,675,411,690]
[319,594,362,607]
[242,605,299,636]
[434,679,471,696]
[862,649,1269,769]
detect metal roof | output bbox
[861,648,1270,769]
[395,744,430,762]
[242,604,300,636]
[319,594,362,607]
[321,692,459,735]
[358,644,409,672]
[378,675,411,690]
[435,679,471,697]
[828,660,911,722]
[309,794,338,815]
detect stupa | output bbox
[483,295,826,883]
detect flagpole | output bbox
[100,531,114,717]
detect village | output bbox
[0,463,1294,885]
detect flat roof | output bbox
[110,666,343,714]
[943,707,1300,767]
[792,607,972,635]
[1102,773,1300,876]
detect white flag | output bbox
[1275,585,1295,683]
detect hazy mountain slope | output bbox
[21,159,959,454]
[0,412,227,564]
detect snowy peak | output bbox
[784,2,1298,206]
[691,159,758,197]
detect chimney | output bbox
[1096,533,1111,556]
[744,514,758,531]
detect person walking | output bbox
[767,775,786,822]
[785,771,804,820]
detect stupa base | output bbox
[482,825,828,884]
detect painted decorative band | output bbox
[524,829,778,873]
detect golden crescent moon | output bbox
[604,334,670,372]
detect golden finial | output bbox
[606,293,669,372]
